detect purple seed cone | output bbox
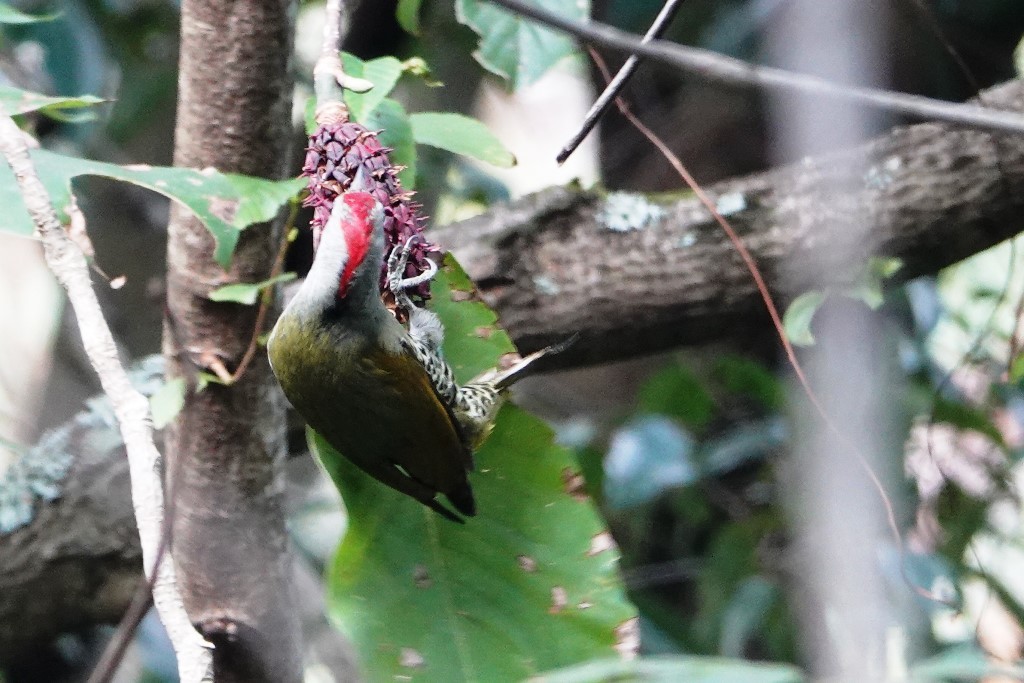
[302,121,440,305]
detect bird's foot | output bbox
[387,235,438,310]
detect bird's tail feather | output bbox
[425,496,467,524]
[490,333,580,390]
[446,481,477,517]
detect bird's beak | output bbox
[349,165,373,193]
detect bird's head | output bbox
[312,190,386,304]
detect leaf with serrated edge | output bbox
[318,257,635,681]
[411,112,515,168]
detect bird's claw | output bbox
[399,258,438,290]
[386,235,439,315]
[387,235,438,301]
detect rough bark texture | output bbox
[164,1,302,681]
[0,423,139,665]
[434,80,1024,369]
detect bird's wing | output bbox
[360,346,474,489]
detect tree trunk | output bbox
[163,1,303,681]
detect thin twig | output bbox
[86,558,158,683]
[0,116,214,683]
[487,0,1024,136]
[88,362,198,683]
[556,0,687,164]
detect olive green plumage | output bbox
[268,193,474,522]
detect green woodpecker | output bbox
[269,189,572,521]
[267,191,475,522]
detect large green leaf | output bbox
[317,258,635,681]
[430,255,515,382]
[712,356,784,412]
[0,148,304,266]
[538,655,804,683]
[455,0,588,89]
[410,112,515,168]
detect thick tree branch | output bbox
[0,121,213,681]
[164,1,302,681]
[433,79,1024,368]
